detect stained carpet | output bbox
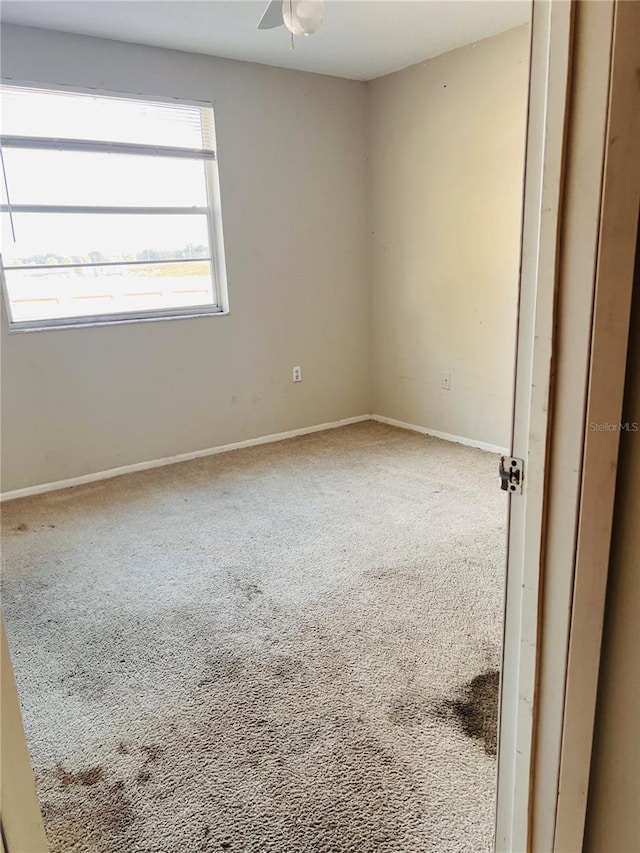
[1,422,506,852]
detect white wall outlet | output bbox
[292,366,302,383]
[442,372,451,391]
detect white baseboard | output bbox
[1,413,507,502]
[0,415,371,502]
[371,414,509,455]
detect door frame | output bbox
[495,2,575,848]
[497,1,640,851]
[2,2,640,850]
[553,0,640,847]
[1,617,49,851]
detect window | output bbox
[0,84,228,331]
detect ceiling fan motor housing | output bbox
[282,0,325,37]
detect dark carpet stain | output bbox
[14,522,29,532]
[54,765,104,787]
[31,620,453,851]
[41,771,136,848]
[271,655,305,682]
[243,583,262,600]
[386,693,431,726]
[198,650,246,687]
[104,781,136,832]
[441,669,499,755]
[141,744,162,763]
[59,661,111,701]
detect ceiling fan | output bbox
[257,0,325,38]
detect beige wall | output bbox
[584,224,640,853]
[368,26,529,449]
[0,25,370,492]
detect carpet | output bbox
[1,422,506,852]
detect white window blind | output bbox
[1,85,216,150]
[0,84,226,330]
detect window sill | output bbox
[6,307,229,334]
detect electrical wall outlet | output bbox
[292,366,302,383]
[442,372,451,391]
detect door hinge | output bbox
[499,456,524,494]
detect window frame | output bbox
[0,80,229,333]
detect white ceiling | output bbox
[0,0,530,81]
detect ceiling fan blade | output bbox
[257,0,284,29]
